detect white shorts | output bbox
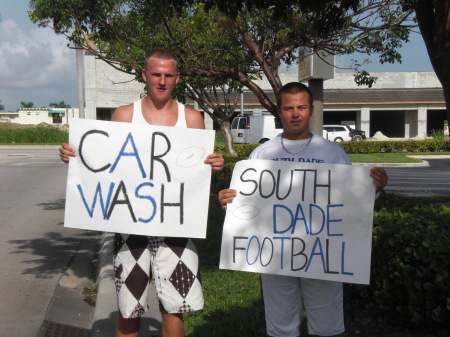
[261,274,344,337]
[113,234,204,318]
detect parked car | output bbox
[323,125,366,142]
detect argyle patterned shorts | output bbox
[113,233,204,318]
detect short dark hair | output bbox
[144,49,178,71]
[277,82,314,108]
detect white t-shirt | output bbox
[253,132,350,336]
[249,132,351,165]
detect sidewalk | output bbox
[38,236,97,337]
[38,233,162,337]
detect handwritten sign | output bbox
[64,118,215,238]
[219,160,375,284]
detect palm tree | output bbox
[20,101,34,108]
[49,100,71,108]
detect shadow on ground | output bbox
[8,198,99,279]
[91,312,162,336]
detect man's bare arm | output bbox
[185,107,206,129]
[111,104,133,123]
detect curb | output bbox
[352,159,431,168]
[353,155,450,168]
[92,233,162,336]
[91,233,118,337]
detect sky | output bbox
[0,0,78,111]
[0,0,435,112]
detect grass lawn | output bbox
[348,152,450,163]
[184,198,266,337]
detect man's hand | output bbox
[218,189,237,210]
[370,167,388,193]
[59,143,76,164]
[204,153,224,174]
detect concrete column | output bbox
[308,79,323,135]
[84,54,96,120]
[360,107,370,136]
[195,101,214,130]
[355,110,361,129]
[404,110,418,138]
[418,106,427,139]
[204,114,214,130]
[76,48,85,118]
[404,112,410,139]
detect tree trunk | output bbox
[414,0,450,137]
[220,122,237,156]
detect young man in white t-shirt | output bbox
[219,82,388,337]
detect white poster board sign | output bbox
[64,118,215,238]
[220,160,375,284]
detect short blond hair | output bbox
[144,49,178,71]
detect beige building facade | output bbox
[0,108,79,125]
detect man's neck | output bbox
[282,130,312,140]
[141,97,179,126]
[143,96,176,112]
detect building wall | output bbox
[324,71,442,90]
[84,52,145,120]
[17,109,54,124]
[321,73,445,139]
[0,108,80,125]
[80,52,446,139]
[240,71,442,91]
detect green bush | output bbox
[211,144,257,193]
[0,124,68,144]
[234,144,259,157]
[214,143,258,157]
[340,139,450,154]
[429,129,446,140]
[222,139,450,156]
[352,194,450,333]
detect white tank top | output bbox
[131,99,187,128]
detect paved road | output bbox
[383,159,450,197]
[0,146,97,336]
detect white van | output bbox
[231,115,283,144]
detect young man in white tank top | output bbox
[60,49,224,337]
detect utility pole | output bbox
[298,51,335,135]
[76,47,85,118]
